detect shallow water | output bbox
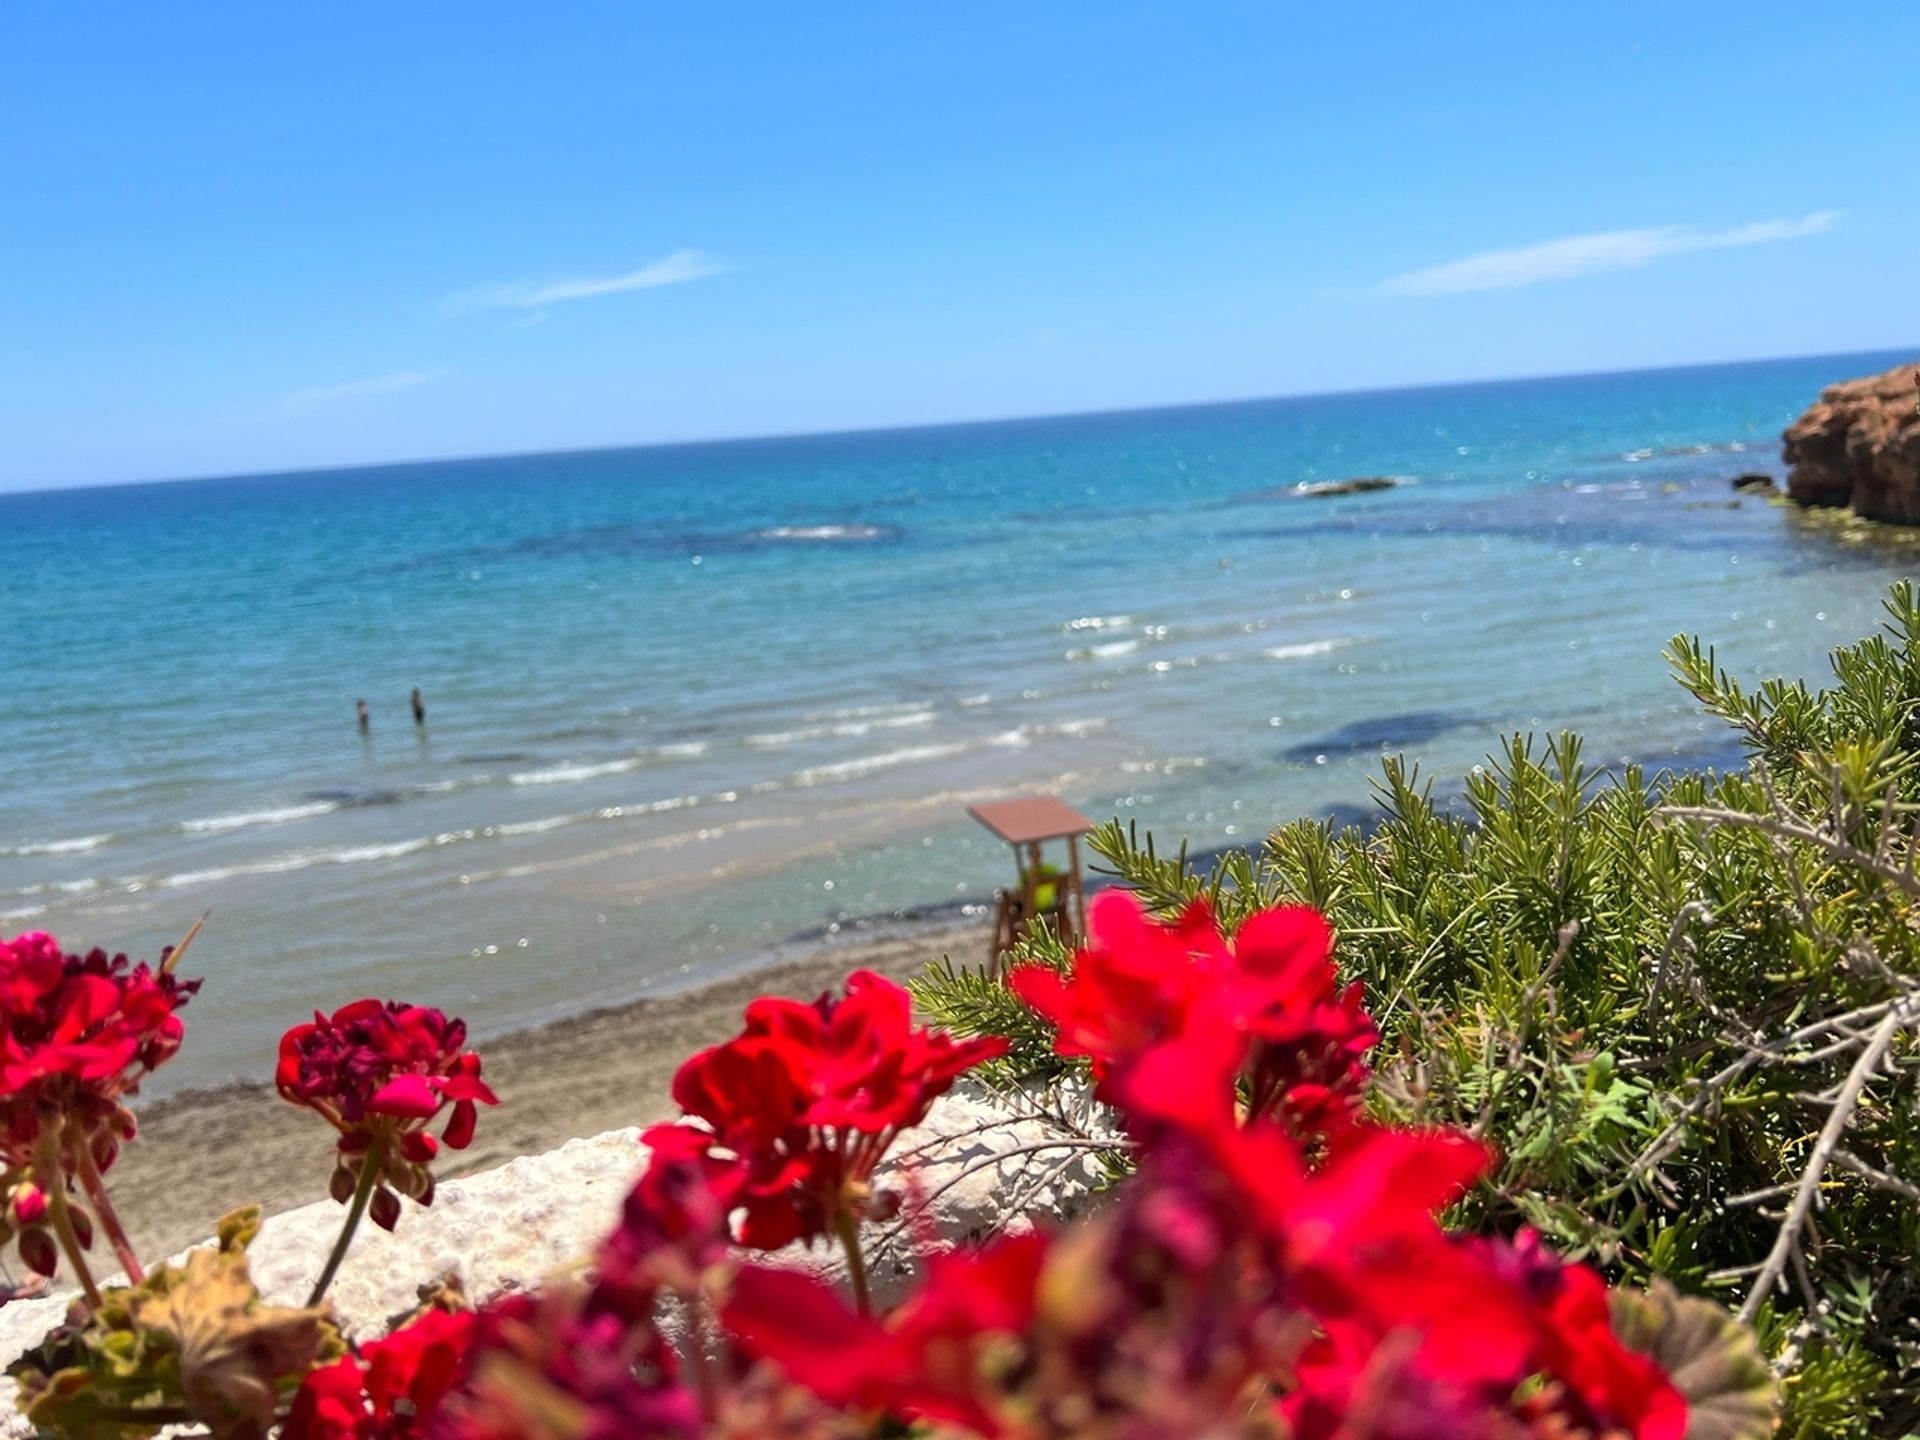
[4,350,1916,1091]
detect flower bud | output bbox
[369,1186,402,1233]
[9,1184,47,1228]
[19,1228,56,1278]
[330,1164,357,1205]
[68,1207,93,1250]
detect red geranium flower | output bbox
[285,1306,476,1440]
[278,1000,498,1229]
[1284,1235,1688,1440]
[725,1232,1046,1437]
[1012,891,1376,1143]
[1496,1231,1688,1440]
[728,1085,1688,1440]
[654,970,1006,1249]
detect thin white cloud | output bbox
[1381,211,1840,296]
[444,248,725,315]
[273,367,450,416]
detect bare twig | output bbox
[1739,999,1919,1324]
[871,1138,1121,1263]
[1627,998,1899,1180]
[1648,901,1712,1029]
[1831,1148,1920,1204]
[1661,804,1920,899]
[1724,1182,1797,1209]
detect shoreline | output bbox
[110,912,991,1264]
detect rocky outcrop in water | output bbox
[1783,362,1920,524]
[1291,476,1399,498]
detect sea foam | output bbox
[3,834,111,858]
[181,801,338,833]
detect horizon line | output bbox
[7,342,1914,500]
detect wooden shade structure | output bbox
[968,796,1094,961]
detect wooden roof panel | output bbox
[967,796,1095,846]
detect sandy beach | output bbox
[107,916,990,1264]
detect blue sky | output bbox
[3,5,1914,491]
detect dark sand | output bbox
[109,918,989,1263]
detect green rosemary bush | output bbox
[917,581,1920,1439]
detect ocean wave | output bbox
[747,710,936,747]
[1621,440,1752,461]
[982,718,1108,749]
[597,794,703,819]
[800,700,935,723]
[158,838,432,890]
[2,834,111,858]
[1065,638,1141,660]
[510,758,644,786]
[1036,717,1108,738]
[751,525,889,542]
[0,904,47,923]
[181,800,338,834]
[493,815,582,837]
[1063,614,1132,632]
[793,742,972,786]
[4,879,101,899]
[1120,755,1209,775]
[509,741,706,786]
[1263,638,1358,661]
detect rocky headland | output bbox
[1784,360,1920,523]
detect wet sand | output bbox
[107,917,990,1264]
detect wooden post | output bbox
[1066,832,1087,943]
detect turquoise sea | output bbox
[4,350,1916,1093]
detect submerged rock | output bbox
[1730,472,1777,494]
[1783,362,1920,524]
[1281,709,1477,763]
[1291,476,1400,498]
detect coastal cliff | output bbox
[1784,360,1920,523]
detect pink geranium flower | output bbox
[0,930,198,1280]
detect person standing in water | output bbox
[356,698,370,732]
[411,687,426,726]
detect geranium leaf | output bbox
[1611,1280,1775,1440]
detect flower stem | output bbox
[34,1126,102,1311]
[682,1294,719,1419]
[74,1147,142,1286]
[833,1208,872,1317]
[307,1145,382,1308]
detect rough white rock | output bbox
[0,1091,1103,1427]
